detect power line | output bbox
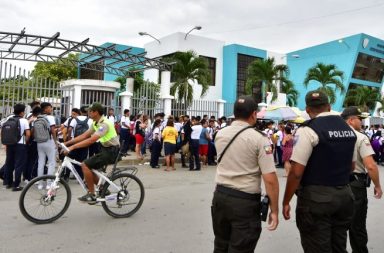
[203,1,384,35]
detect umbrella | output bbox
[257,106,298,121]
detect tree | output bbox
[281,81,299,107]
[245,57,292,103]
[114,70,144,92]
[303,63,344,104]
[166,51,211,107]
[30,53,79,82]
[344,86,380,112]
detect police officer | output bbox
[64,103,120,203]
[211,96,279,253]
[341,106,382,253]
[283,90,357,253]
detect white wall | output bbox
[143,32,225,101]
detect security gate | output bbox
[0,60,73,119]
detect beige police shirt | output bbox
[214,120,276,194]
[291,112,357,166]
[353,129,375,174]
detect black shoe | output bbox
[208,163,217,166]
[12,186,23,192]
[78,192,97,204]
[151,165,160,169]
[182,165,189,169]
[194,168,201,171]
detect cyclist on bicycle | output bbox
[63,103,120,203]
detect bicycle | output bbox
[19,142,145,224]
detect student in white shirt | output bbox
[150,119,162,168]
[3,104,31,191]
[189,117,203,171]
[36,102,57,189]
[120,109,130,154]
[107,108,116,124]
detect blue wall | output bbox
[222,44,267,103]
[288,33,384,111]
[78,42,145,81]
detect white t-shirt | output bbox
[175,122,183,132]
[120,115,130,129]
[153,127,161,141]
[107,115,115,124]
[220,122,227,129]
[45,115,56,127]
[18,118,30,144]
[191,125,203,140]
[276,130,283,147]
[264,128,274,145]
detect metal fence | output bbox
[0,60,73,119]
[131,82,163,119]
[172,99,219,118]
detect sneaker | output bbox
[78,192,97,203]
[12,186,23,192]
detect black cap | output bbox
[88,102,104,115]
[341,106,368,119]
[305,90,329,106]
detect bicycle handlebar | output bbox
[57,142,70,152]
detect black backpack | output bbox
[74,117,89,137]
[1,116,22,145]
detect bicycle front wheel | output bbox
[101,173,145,218]
[19,175,71,224]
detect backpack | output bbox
[145,129,154,148]
[74,117,89,137]
[33,115,51,143]
[1,116,21,145]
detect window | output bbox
[352,53,384,83]
[200,56,216,86]
[237,54,262,99]
[79,58,104,80]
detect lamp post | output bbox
[138,32,161,44]
[184,26,202,40]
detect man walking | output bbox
[341,106,382,253]
[283,90,357,253]
[212,96,279,252]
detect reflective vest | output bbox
[92,116,117,144]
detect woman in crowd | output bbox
[150,119,162,169]
[282,126,294,176]
[135,114,147,162]
[162,118,178,171]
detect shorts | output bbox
[135,134,144,145]
[199,144,208,156]
[164,142,176,156]
[83,146,119,171]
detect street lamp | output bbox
[184,26,202,40]
[138,32,161,44]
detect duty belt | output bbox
[216,185,261,200]
[349,173,367,182]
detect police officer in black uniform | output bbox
[283,90,357,253]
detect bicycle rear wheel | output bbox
[19,175,71,224]
[101,173,144,218]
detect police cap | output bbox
[305,90,329,106]
[341,106,369,119]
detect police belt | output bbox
[216,185,261,201]
[349,172,367,182]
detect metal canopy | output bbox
[0,29,171,76]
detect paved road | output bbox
[1,158,383,253]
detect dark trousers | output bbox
[4,144,28,187]
[349,183,368,253]
[89,142,101,157]
[208,141,217,164]
[296,185,354,253]
[150,140,161,167]
[211,190,262,253]
[276,145,283,166]
[119,128,130,153]
[189,139,200,170]
[25,141,38,180]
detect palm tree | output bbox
[245,57,292,104]
[114,70,144,92]
[281,81,299,106]
[377,96,384,115]
[167,51,211,107]
[344,86,380,112]
[303,63,345,104]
